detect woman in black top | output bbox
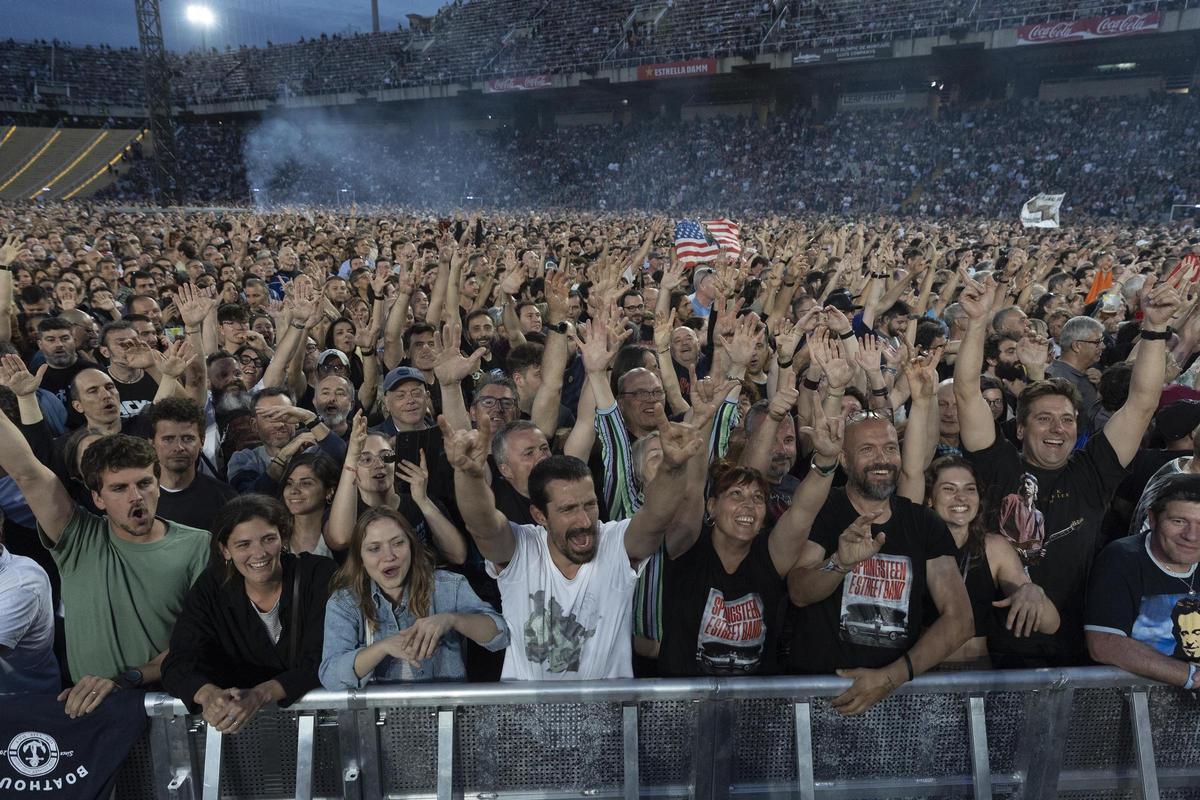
[658,390,842,676]
[162,494,336,735]
[919,457,1060,667]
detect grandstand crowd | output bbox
[1,198,1200,735]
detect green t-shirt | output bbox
[40,507,210,682]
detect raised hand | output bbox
[723,313,760,368]
[835,510,886,569]
[437,413,491,477]
[574,307,629,375]
[766,385,800,423]
[174,283,220,328]
[653,308,677,352]
[432,320,485,385]
[687,369,738,430]
[957,269,997,321]
[156,339,197,379]
[854,334,886,375]
[901,348,938,401]
[346,411,368,461]
[1016,332,1051,372]
[1141,274,1183,329]
[799,396,844,461]
[773,319,804,363]
[121,337,160,369]
[395,451,431,504]
[0,354,46,396]
[655,408,704,471]
[0,234,20,267]
[810,328,853,390]
[659,257,686,292]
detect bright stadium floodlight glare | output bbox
[185,4,215,27]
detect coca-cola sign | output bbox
[1016,12,1161,45]
[483,75,552,93]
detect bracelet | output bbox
[657,348,670,355]
[871,387,890,397]
[837,330,855,340]
[902,652,915,683]
[871,272,889,279]
[1140,327,1172,341]
[802,376,821,391]
[819,556,850,574]
[289,321,306,330]
[880,366,898,375]
[356,346,375,357]
[811,457,838,477]
[996,277,1011,284]
[185,326,201,334]
[1185,663,1198,690]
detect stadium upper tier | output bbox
[1,0,1191,109]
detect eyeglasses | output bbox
[357,451,395,467]
[1075,339,1105,346]
[620,389,666,402]
[983,396,1005,407]
[475,397,517,410]
[389,388,426,401]
[239,355,264,367]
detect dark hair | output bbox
[464,309,493,329]
[99,319,135,349]
[528,455,593,513]
[1148,473,1200,517]
[330,506,434,629]
[324,316,356,350]
[80,434,160,492]
[278,451,339,500]
[914,319,947,350]
[210,494,295,580]
[217,303,249,324]
[708,462,769,503]
[983,333,1015,365]
[1016,379,1083,427]
[925,456,985,559]
[611,344,656,391]
[146,397,206,437]
[402,322,436,350]
[507,342,544,376]
[37,317,72,335]
[251,386,294,411]
[1098,362,1134,412]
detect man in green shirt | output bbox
[0,388,208,718]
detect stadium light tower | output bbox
[134,0,179,205]
[185,4,216,51]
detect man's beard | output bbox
[45,352,73,368]
[320,410,348,428]
[216,388,251,415]
[849,463,898,501]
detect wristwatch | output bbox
[115,668,143,690]
[545,321,569,334]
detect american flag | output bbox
[674,219,741,264]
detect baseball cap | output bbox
[383,366,426,392]
[693,267,716,292]
[1155,400,1200,443]
[318,349,350,367]
[825,289,862,313]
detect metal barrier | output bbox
[114,668,1200,800]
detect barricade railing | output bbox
[118,667,1200,800]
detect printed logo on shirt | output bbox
[998,473,1082,565]
[4,732,61,777]
[119,399,151,419]
[695,588,765,674]
[839,554,912,648]
[1132,593,1200,662]
[523,590,595,673]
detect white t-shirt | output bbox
[487,519,646,680]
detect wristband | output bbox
[1140,327,1172,341]
[902,652,915,683]
[290,321,307,330]
[837,330,855,340]
[871,272,889,279]
[880,366,897,375]
[819,556,850,574]
[356,346,375,358]
[811,458,838,477]
[658,348,670,355]
[1184,662,1198,690]
[802,376,821,391]
[871,387,890,397]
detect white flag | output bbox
[1020,193,1065,228]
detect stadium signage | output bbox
[1016,12,1161,45]
[839,90,909,110]
[483,75,553,93]
[792,43,891,65]
[636,59,718,81]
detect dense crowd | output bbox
[2,201,1200,737]
[97,92,1200,224]
[3,0,1191,109]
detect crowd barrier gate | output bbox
[114,667,1200,799]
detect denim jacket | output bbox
[319,570,508,689]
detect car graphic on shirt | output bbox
[841,603,908,645]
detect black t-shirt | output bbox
[492,474,535,525]
[766,474,800,529]
[965,432,1127,666]
[658,525,784,677]
[1102,448,1180,546]
[1085,533,1200,664]
[40,358,100,429]
[156,474,238,532]
[112,371,159,420]
[787,489,957,674]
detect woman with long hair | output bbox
[319,507,507,688]
[921,456,1060,666]
[162,495,336,734]
[278,452,339,558]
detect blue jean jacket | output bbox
[319,570,508,689]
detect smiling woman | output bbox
[161,494,336,735]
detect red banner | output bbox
[483,75,552,93]
[636,58,718,81]
[1015,12,1161,45]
